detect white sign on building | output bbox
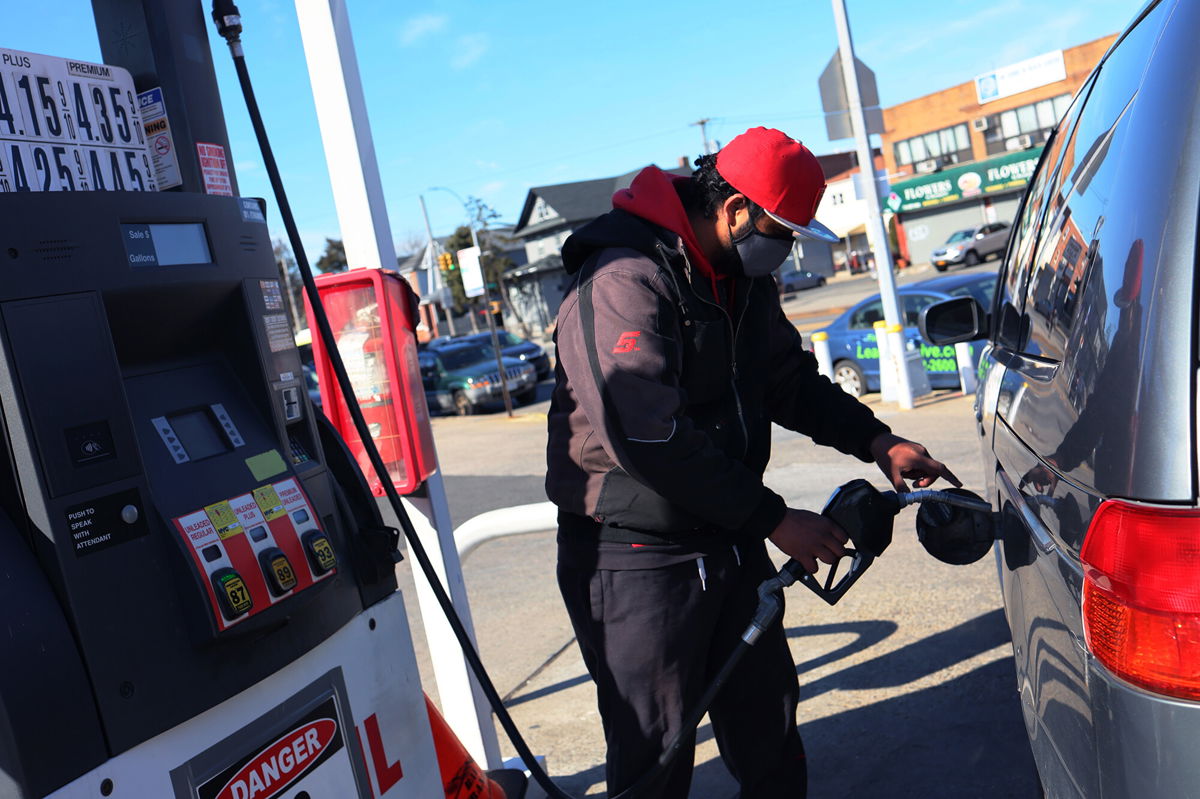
[975,50,1067,105]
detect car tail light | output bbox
[1081,500,1200,700]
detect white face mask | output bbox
[729,214,795,277]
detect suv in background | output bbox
[418,342,537,415]
[920,3,1200,796]
[929,222,1009,271]
[431,331,552,381]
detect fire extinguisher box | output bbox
[308,269,437,495]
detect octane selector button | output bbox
[259,547,298,595]
[302,530,337,574]
[211,567,253,620]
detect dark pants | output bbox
[558,542,806,798]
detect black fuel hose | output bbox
[208,4,786,796]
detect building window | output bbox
[893,123,971,168]
[983,94,1073,155]
[530,196,558,223]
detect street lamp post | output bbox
[429,187,515,418]
[830,0,916,410]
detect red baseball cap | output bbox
[715,127,838,242]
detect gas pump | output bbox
[0,13,453,799]
[0,180,450,799]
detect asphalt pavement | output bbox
[397,266,1036,798]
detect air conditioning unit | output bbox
[1005,134,1034,151]
[971,117,989,132]
[914,158,940,174]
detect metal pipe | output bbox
[896,490,991,513]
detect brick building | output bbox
[882,34,1116,265]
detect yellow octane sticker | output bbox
[312,537,337,571]
[205,501,244,540]
[271,556,297,590]
[221,574,252,614]
[253,485,286,521]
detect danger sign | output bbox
[197,698,353,799]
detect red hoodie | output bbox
[611,166,725,300]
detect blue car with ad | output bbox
[815,272,997,397]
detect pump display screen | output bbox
[121,223,212,267]
[167,408,230,461]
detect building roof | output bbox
[826,154,888,184]
[507,254,565,280]
[512,164,691,238]
[815,149,881,180]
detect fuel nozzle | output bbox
[787,479,993,605]
[211,0,243,44]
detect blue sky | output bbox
[15,0,1137,261]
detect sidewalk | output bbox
[403,390,1037,798]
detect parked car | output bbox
[919,3,1199,796]
[929,222,1009,271]
[418,342,537,415]
[777,267,827,293]
[814,272,996,397]
[426,330,551,380]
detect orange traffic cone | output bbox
[425,695,508,799]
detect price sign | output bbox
[0,48,156,192]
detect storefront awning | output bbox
[885,147,1045,214]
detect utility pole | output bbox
[419,194,455,335]
[830,0,915,409]
[430,187,514,417]
[690,117,713,155]
[274,241,304,334]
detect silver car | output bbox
[920,2,1200,796]
[930,222,1009,271]
[778,268,827,293]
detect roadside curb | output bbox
[784,305,849,322]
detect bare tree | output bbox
[395,229,426,259]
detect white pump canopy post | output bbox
[294,0,395,272]
[293,0,502,769]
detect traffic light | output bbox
[489,300,502,314]
[436,251,455,271]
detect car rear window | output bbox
[440,345,492,370]
[947,279,996,308]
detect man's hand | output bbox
[1020,458,1060,494]
[869,432,962,493]
[768,509,849,574]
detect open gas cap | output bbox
[916,488,995,564]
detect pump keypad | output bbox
[211,568,253,620]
